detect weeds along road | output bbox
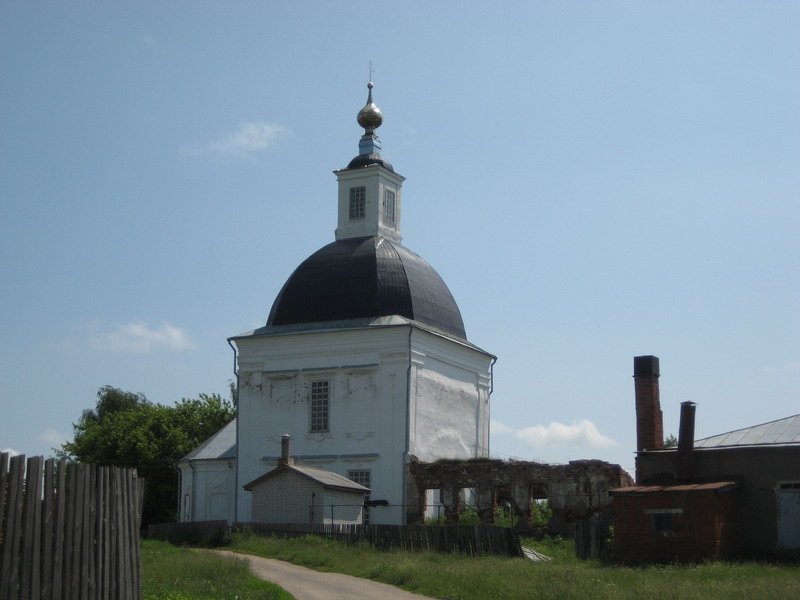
[213,550,437,600]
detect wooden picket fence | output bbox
[231,521,525,557]
[0,453,145,600]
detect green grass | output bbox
[141,540,294,600]
[223,533,800,600]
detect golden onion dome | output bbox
[356,82,383,133]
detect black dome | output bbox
[346,154,394,171]
[267,236,466,339]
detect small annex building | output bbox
[611,355,800,562]
[612,480,739,562]
[243,436,370,525]
[177,419,237,523]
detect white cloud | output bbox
[2,448,21,457]
[90,321,196,354]
[514,419,618,449]
[180,121,290,159]
[38,428,69,449]
[763,361,800,375]
[491,419,515,435]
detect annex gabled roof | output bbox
[243,463,371,494]
[694,414,800,449]
[180,419,237,461]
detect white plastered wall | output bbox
[407,329,492,462]
[178,459,236,523]
[234,324,492,524]
[235,326,410,524]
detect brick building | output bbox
[612,355,800,562]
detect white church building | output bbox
[178,83,495,525]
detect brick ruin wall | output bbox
[406,457,633,530]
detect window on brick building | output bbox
[310,380,330,433]
[647,508,682,534]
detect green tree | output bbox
[59,386,235,526]
[664,433,678,448]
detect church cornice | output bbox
[230,317,493,357]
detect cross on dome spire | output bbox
[356,80,383,158]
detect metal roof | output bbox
[611,481,740,495]
[346,153,394,171]
[266,236,467,340]
[243,463,371,494]
[289,464,371,492]
[180,419,237,461]
[694,414,800,449]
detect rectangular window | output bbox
[348,469,371,488]
[383,189,395,223]
[349,187,366,220]
[310,380,330,433]
[348,470,372,524]
[651,513,674,533]
[646,508,682,534]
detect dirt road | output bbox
[213,550,437,600]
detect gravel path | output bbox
[213,550,437,600]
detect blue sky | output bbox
[1,1,798,476]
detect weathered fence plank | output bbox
[2,454,26,597]
[96,466,109,600]
[42,458,55,600]
[52,459,67,600]
[0,453,144,600]
[21,456,43,599]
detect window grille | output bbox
[349,187,366,220]
[348,470,371,488]
[651,513,674,533]
[646,508,682,534]
[348,470,372,524]
[310,380,329,432]
[383,189,396,223]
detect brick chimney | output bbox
[279,434,294,466]
[633,355,663,452]
[676,401,696,481]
